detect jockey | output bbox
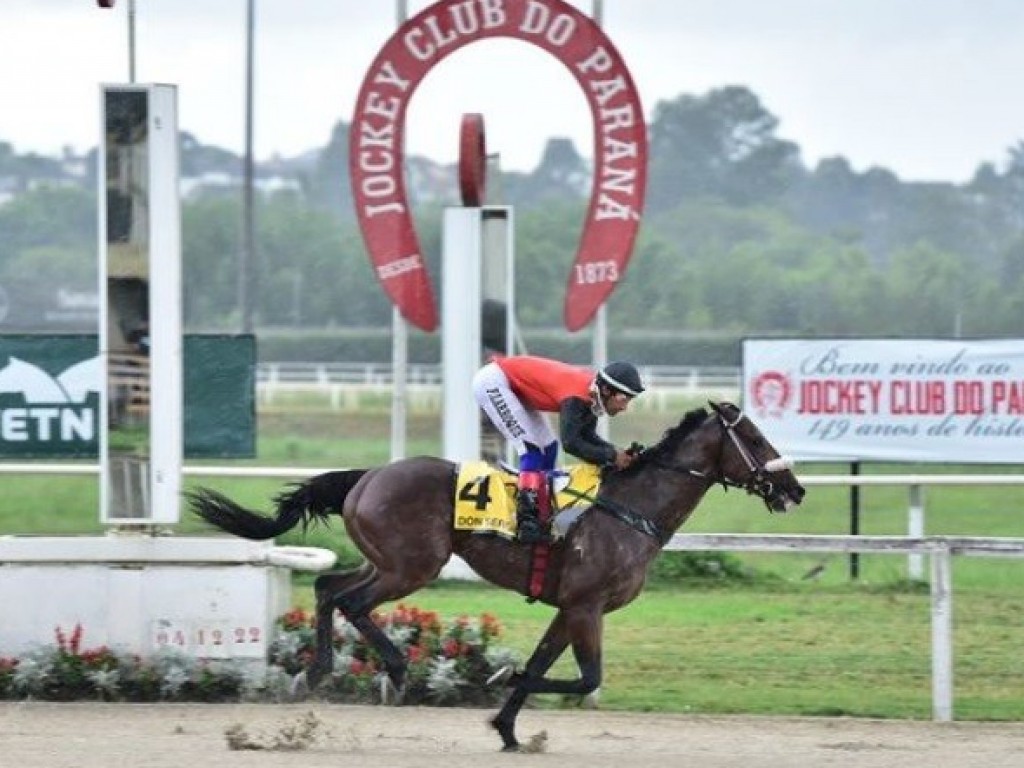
[472,355,645,544]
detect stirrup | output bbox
[516,517,551,545]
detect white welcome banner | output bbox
[742,338,1024,463]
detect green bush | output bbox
[648,550,757,584]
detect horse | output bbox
[188,400,804,751]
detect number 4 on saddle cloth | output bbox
[454,462,603,541]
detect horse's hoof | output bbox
[489,716,518,751]
[485,665,514,687]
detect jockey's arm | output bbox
[559,397,618,466]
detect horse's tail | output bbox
[188,469,369,541]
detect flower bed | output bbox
[0,605,519,706]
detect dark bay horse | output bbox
[189,401,804,751]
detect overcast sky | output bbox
[4,0,1024,183]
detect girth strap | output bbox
[593,496,670,546]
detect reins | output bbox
[581,406,788,543]
[649,406,789,510]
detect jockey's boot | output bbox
[515,488,551,544]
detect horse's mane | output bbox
[645,406,709,459]
[614,406,709,478]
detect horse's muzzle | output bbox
[768,481,805,512]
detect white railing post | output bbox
[908,484,925,580]
[930,542,953,722]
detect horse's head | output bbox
[706,400,805,512]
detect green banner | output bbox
[182,335,256,458]
[0,335,255,458]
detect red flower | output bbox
[80,646,114,668]
[442,639,462,658]
[280,608,310,631]
[416,610,441,633]
[349,658,375,676]
[54,624,85,655]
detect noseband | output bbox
[593,406,794,543]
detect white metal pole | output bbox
[593,307,609,439]
[391,307,408,461]
[97,88,110,524]
[930,545,953,722]
[146,85,183,525]
[240,0,255,334]
[442,209,483,461]
[390,0,410,462]
[128,0,137,83]
[590,0,610,440]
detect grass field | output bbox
[311,581,1024,721]
[2,405,1023,719]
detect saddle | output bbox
[453,461,601,601]
[453,462,601,540]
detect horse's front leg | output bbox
[490,611,570,751]
[490,606,602,752]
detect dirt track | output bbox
[3,702,1024,767]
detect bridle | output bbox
[591,404,797,544]
[643,405,794,510]
[709,406,793,509]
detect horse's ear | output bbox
[708,400,723,416]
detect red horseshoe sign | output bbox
[350,0,648,332]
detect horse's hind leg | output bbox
[297,564,375,693]
[316,565,434,700]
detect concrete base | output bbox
[0,534,292,661]
[440,554,480,580]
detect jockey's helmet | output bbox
[596,361,645,398]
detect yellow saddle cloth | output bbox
[453,462,602,539]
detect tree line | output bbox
[1,85,1023,361]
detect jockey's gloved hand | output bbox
[611,450,636,471]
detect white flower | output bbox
[160,666,190,698]
[86,668,121,696]
[426,657,465,701]
[335,620,362,646]
[485,646,521,670]
[272,631,304,660]
[332,649,355,671]
[12,654,52,695]
[384,624,415,647]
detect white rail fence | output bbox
[801,474,1024,579]
[255,362,741,410]
[667,533,1024,723]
